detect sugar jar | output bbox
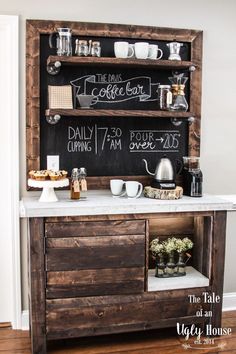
[75,39,89,56]
[91,41,101,57]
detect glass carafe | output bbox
[49,28,72,56]
[169,76,188,112]
[170,84,188,112]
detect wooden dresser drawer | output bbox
[46,267,144,298]
[45,234,145,271]
[45,220,146,238]
[45,232,146,298]
[46,294,205,340]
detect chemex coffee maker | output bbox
[182,156,203,197]
[142,156,176,190]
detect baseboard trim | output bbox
[21,310,29,330]
[223,292,236,311]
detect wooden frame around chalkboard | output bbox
[26,19,202,189]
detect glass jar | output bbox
[70,168,80,199]
[91,41,101,57]
[78,167,87,198]
[177,252,186,276]
[158,85,172,110]
[155,253,166,278]
[75,39,89,56]
[166,252,175,276]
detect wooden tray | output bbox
[144,186,183,200]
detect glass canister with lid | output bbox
[158,85,172,110]
[75,39,89,56]
[91,41,101,57]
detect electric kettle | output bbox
[142,156,176,189]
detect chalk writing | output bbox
[129,130,181,152]
[70,74,159,104]
[66,125,180,155]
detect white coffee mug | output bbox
[148,44,163,60]
[125,181,143,198]
[134,42,150,59]
[110,179,125,196]
[114,42,134,58]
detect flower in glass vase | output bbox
[150,238,166,277]
[175,237,193,276]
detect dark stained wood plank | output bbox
[45,220,146,237]
[46,267,144,298]
[145,219,149,291]
[210,211,227,329]
[45,108,193,118]
[47,56,197,70]
[46,239,145,271]
[46,234,144,248]
[149,217,194,236]
[27,20,201,41]
[46,211,213,223]
[28,218,47,353]
[188,30,203,156]
[46,294,206,339]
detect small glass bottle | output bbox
[70,168,80,200]
[79,167,87,199]
[91,41,101,57]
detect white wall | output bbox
[1,0,236,309]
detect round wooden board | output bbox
[144,186,183,200]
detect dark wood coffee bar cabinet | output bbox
[24,20,230,354]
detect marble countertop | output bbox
[19,191,233,218]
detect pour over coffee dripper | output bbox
[168,75,188,86]
[169,76,189,112]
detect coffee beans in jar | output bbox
[158,85,172,110]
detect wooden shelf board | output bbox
[148,266,209,292]
[47,56,197,70]
[45,109,193,118]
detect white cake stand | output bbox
[28,178,69,202]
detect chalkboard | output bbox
[40,34,190,176]
[40,116,188,176]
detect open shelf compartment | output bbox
[146,214,213,292]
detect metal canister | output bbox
[158,85,172,110]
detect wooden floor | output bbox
[0,311,236,354]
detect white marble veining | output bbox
[19,190,232,218]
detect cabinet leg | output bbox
[28,218,47,353]
[210,211,227,329]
